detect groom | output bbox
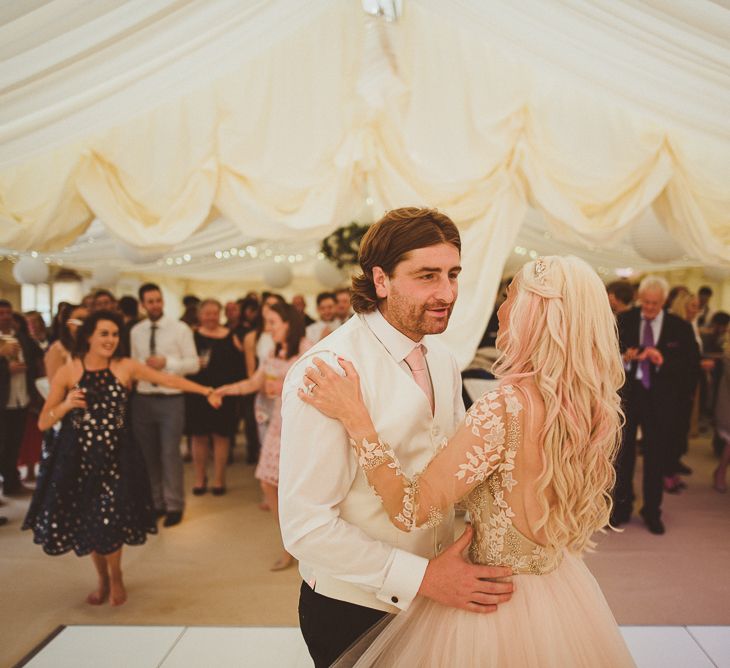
[280,208,514,667]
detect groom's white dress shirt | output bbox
[280,310,464,613]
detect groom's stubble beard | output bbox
[385,289,455,340]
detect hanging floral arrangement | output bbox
[320,221,371,268]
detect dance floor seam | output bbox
[15,624,730,668]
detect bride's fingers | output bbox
[312,357,339,380]
[337,358,358,380]
[297,388,316,405]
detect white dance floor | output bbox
[18,624,730,667]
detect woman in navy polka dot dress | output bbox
[23,311,218,606]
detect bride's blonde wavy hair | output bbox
[492,255,624,554]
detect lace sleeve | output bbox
[350,386,522,532]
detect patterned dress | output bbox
[23,366,157,556]
[335,385,635,667]
[254,343,311,486]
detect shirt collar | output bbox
[363,308,426,363]
[641,310,664,327]
[144,314,168,328]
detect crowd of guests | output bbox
[606,278,729,535]
[0,285,353,602]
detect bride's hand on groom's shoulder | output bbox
[298,357,366,425]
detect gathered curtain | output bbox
[1,0,728,367]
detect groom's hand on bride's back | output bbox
[418,525,514,614]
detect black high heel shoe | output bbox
[211,486,227,496]
[192,478,208,496]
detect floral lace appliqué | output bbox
[463,385,558,575]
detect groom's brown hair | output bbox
[351,207,461,314]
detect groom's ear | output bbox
[372,266,390,299]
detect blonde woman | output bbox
[299,256,634,667]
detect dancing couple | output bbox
[280,208,634,666]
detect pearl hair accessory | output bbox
[534,257,548,284]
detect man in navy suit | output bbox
[613,276,700,534]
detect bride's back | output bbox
[506,381,553,547]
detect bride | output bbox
[299,255,635,667]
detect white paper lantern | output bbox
[13,256,49,285]
[91,265,121,287]
[262,262,293,289]
[314,258,346,289]
[115,241,167,265]
[703,266,730,283]
[630,211,684,264]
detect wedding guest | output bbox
[242,293,285,384]
[237,296,260,332]
[666,285,688,311]
[292,294,315,327]
[334,288,353,322]
[232,296,261,464]
[613,276,699,534]
[703,312,730,417]
[131,284,200,527]
[24,310,217,606]
[214,302,310,569]
[670,292,702,348]
[180,294,201,329]
[0,300,43,496]
[713,329,730,492]
[249,295,286,460]
[606,280,634,316]
[25,311,50,351]
[0,336,20,523]
[666,292,703,488]
[118,295,140,357]
[92,289,117,313]
[186,299,244,495]
[305,292,340,343]
[224,301,240,331]
[49,302,72,344]
[45,305,88,381]
[81,293,96,310]
[697,285,714,331]
[14,314,45,483]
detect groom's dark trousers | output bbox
[299,581,388,667]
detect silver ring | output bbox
[305,383,316,395]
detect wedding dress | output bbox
[335,385,635,667]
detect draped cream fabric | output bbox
[1,0,729,367]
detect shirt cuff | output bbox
[376,549,428,611]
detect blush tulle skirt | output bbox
[334,551,635,667]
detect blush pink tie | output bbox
[405,344,434,415]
